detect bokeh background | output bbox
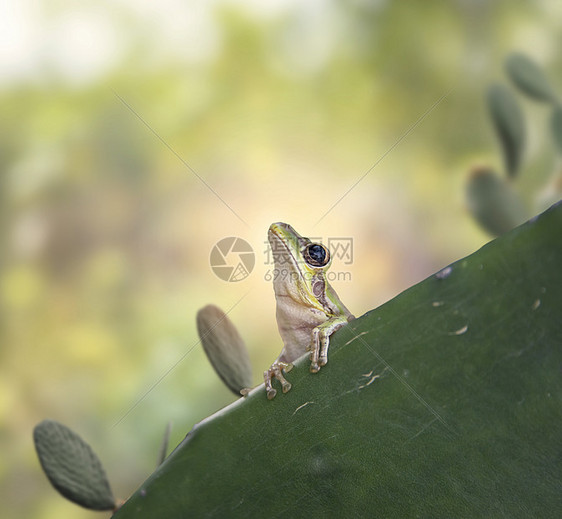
[1,1,561,517]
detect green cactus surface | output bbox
[113,202,562,518]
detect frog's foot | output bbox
[264,362,293,400]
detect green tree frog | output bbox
[264,223,355,399]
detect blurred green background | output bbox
[1,1,561,517]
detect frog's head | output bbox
[268,222,332,281]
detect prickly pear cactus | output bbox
[467,52,562,236]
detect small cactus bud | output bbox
[505,53,557,103]
[466,167,527,236]
[197,305,253,395]
[487,84,526,178]
[33,420,115,511]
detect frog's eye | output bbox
[304,243,330,267]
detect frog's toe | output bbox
[309,362,320,373]
[275,369,292,393]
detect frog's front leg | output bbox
[309,316,349,373]
[263,361,293,400]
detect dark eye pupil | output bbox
[308,244,326,264]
